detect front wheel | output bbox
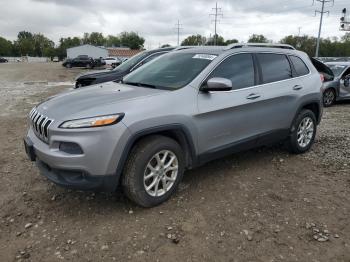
[287,109,317,154]
[122,136,185,207]
[323,89,335,107]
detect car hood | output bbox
[311,58,335,82]
[76,69,126,80]
[36,81,167,121]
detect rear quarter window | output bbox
[257,53,292,84]
[290,56,310,77]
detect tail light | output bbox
[320,73,325,83]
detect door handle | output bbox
[293,85,303,90]
[246,93,261,100]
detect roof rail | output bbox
[173,46,199,51]
[225,43,296,50]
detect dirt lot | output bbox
[0,63,349,262]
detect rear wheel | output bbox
[287,109,316,154]
[323,88,335,107]
[122,136,185,207]
[65,63,72,68]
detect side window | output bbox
[208,53,255,90]
[290,55,310,76]
[257,53,292,84]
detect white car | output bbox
[104,57,121,68]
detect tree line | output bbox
[1,31,350,58]
[180,33,350,57]
[0,31,145,58]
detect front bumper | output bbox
[36,160,118,191]
[25,122,131,191]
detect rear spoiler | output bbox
[310,57,334,82]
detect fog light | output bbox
[59,142,83,154]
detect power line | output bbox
[210,2,223,45]
[174,20,183,46]
[313,0,334,57]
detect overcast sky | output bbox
[0,0,349,48]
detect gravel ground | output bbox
[0,63,349,262]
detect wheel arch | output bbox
[292,100,322,130]
[115,124,197,185]
[323,86,338,97]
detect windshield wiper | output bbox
[123,81,157,89]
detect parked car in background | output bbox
[25,44,324,207]
[75,47,175,88]
[62,55,95,69]
[52,57,59,62]
[0,57,8,63]
[94,57,106,67]
[322,62,350,107]
[104,57,122,68]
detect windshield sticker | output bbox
[192,54,217,60]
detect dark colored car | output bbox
[0,57,9,63]
[62,55,96,69]
[94,57,106,67]
[75,47,175,88]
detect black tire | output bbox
[287,109,317,154]
[75,82,82,89]
[122,135,185,207]
[65,63,72,68]
[323,88,336,107]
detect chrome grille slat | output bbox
[28,108,53,143]
[40,117,49,136]
[29,108,36,118]
[34,115,42,133]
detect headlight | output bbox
[59,114,124,129]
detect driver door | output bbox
[196,53,261,155]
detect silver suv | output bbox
[24,44,323,207]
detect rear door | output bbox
[253,53,305,143]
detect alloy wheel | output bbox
[143,150,178,197]
[323,90,335,106]
[297,117,314,148]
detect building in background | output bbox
[66,44,108,59]
[66,45,143,60]
[107,47,142,60]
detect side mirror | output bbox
[200,77,232,92]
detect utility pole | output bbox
[174,20,183,46]
[210,2,223,45]
[314,0,334,57]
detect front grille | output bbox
[29,108,53,143]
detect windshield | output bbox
[113,51,148,71]
[123,52,217,90]
[327,64,347,77]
